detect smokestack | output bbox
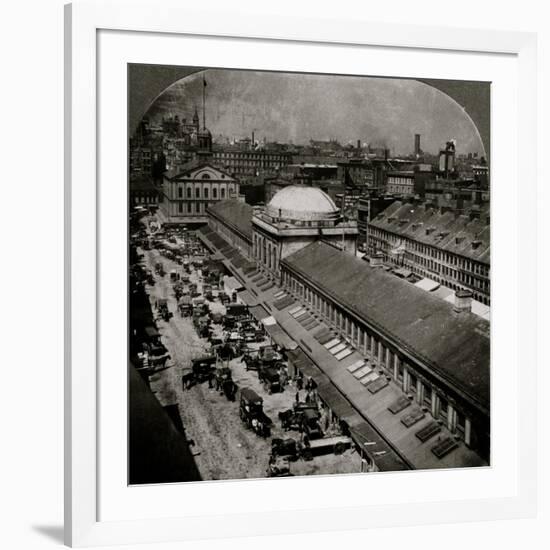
[357,139,361,151]
[415,134,421,156]
[252,131,255,146]
[453,289,473,313]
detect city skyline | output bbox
[129,64,491,485]
[145,68,486,157]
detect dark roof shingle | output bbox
[370,201,490,263]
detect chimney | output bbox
[453,289,473,313]
[471,239,482,250]
[370,252,384,268]
[357,139,361,151]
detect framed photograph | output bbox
[65,2,538,547]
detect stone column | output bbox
[402,366,408,393]
[465,418,472,446]
[393,354,399,380]
[417,382,423,405]
[447,404,456,432]
[431,389,438,418]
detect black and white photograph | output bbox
[128,65,490,485]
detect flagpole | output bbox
[202,77,206,129]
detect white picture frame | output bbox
[65,2,538,547]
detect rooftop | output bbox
[266,185,339,222]
[207,200,253,240]
[282,241,490,413]
[370,201,490,263]
[129,174,157,191]
[164,159,235,181]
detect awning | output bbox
[264,322,297,350]
[393,267,412,278]
[224,276,244,293]
[261,316,277,327]
[347,423,409,471]
[414,277,440,292]
[249,304,269,322]
[316,382,357,421]
[236,290,258,306]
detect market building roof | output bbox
[282,241,490,412]
[207,200,253,240]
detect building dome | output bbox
[266,185,340,222]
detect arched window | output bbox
[196,187,200,198]
[186,187,191,199]
[204,187,209,199]
[221,188,226,199]
[212,187,217,199]
[201,173,211,180]
[178,186,183,198]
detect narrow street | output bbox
[138,235,361,480]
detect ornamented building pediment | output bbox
[170,162,236,182]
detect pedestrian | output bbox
[207,370,213,389]
[297,376,303,391]
[295,391,300,405]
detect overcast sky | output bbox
[146,68,485,156]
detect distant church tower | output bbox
[192,107,200,131]
[197,75,212,154]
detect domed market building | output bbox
[251,185,358,280]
